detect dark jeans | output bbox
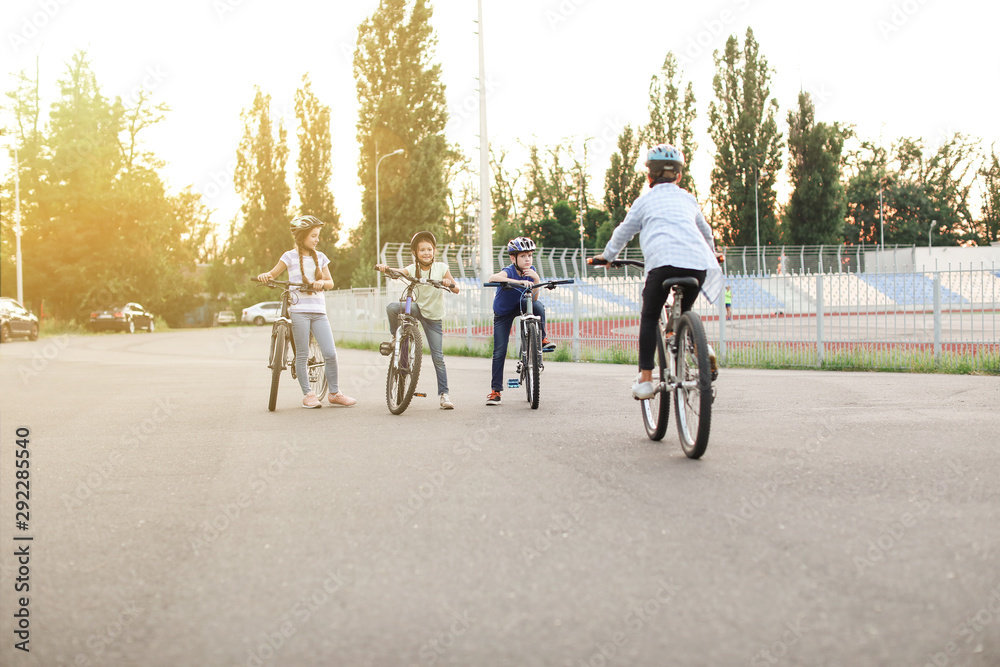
[491,299,547,392]
[639,266,706,371]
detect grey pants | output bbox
[386,302,448,395]
[290,311,339,395]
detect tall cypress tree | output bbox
[644,52,699,199]
[785,91,848,245]
[232,88,291,274]
[353,0,449,286]
[708,28,783,248]
[294,74,340,244]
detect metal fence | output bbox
[326,266,1000,372]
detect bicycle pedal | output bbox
[413,392,427,398]
[507,379,520,388]
[379,341,393,356]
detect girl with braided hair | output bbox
[257,215,356,409]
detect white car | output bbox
[242,301,281,326]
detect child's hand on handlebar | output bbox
[256,272,273,284]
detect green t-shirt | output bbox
[404,261,449,321]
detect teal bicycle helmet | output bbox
[645,143,685,169]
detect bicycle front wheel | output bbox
[307,334,329,400]
[524,322,540,409]
[641,326,670,440]
[267,325,288,412]
[674,312,712,458]
[386,324,423,415]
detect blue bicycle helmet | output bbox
[506,237,536,254]
[645,143,685,169]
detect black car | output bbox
[0,297,39,342]
[89,302,156,333]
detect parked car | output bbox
[0,297,39,342]
[215,309,237,326]
[242,301,281,326]
[89,303,155,333]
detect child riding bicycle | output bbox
[592,144,723,400]
[485,237,556,406]
[375,231,460,410]
[256,215,357,409]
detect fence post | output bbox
[816,273,824,367]
[933,272,942,364]
[573,281,581,362]
[466,287,473,349]
[718,287,727,364]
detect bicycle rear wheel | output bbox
[674,312,712,458]
[640,325,670,440]
[307,334,329,400]
[267,325,288,412]
[386,324,423,415]
[523,322,540,409]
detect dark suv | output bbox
[0,297,40,342]
[89,303,156,333]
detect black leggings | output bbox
[639,265,706,371]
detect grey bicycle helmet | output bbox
[410,230,437,255]
[506,237,536,254]
[289,215,324,233]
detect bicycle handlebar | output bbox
[250,277,317,293]
[483,279,574,290]
[587,257,645,269]
[377,266,452,291]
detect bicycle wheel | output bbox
[386,324,423,415]
[640,326,670,441]
[674,312,712,458]
[267,325,288,412]
[524,322,540,409]
[307,334,329,400]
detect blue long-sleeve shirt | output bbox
[602,182,723,302]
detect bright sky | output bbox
[3,0,999,242]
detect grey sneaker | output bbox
[439,393,454,410]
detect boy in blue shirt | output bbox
[486,237,555,405]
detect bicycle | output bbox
[378,266,453,415]
[588,258,714,458]
[251,278,329,412]
[482,278,574,409]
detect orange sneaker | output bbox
[542,338,556,352]
[486,390,502,406]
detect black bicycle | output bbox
[378,267,452,415]
[251,278,328,411]
[483,278,573,409]
[589,258,714,457]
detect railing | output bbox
[326,267,1000,372]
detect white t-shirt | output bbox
[280,249,330,314]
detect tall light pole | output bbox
[375,147,404,293]
[928,219,937,248]
[754,166,764,274]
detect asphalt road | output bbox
[1,327,998,667]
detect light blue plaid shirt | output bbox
[602,182,724,303]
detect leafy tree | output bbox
[490,146,523,244]
[294,74,340,244]
[707,28,783,248]
[533,200,579,248]
[230,87,291,278]
[602,125,645,243]
[353,0,449,287]
[784,91,848,245]
[971,146,1000,246]
[643,52,699,199]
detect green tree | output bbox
[533,200,579,249]
[231,88,291,278]
[784,91,848,245]
[708,28,783,248]
[490,146,523,245]
[353,0,449,287]
[294,74,340,244]
[602,125,645,244]
[643,52,699,199]
[972,145,1000,245]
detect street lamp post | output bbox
[928,219,937,248]
[754,166,764,274]
[375,147,404,293]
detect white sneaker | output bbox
[631,378,655,400]
[439,393,454,410]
